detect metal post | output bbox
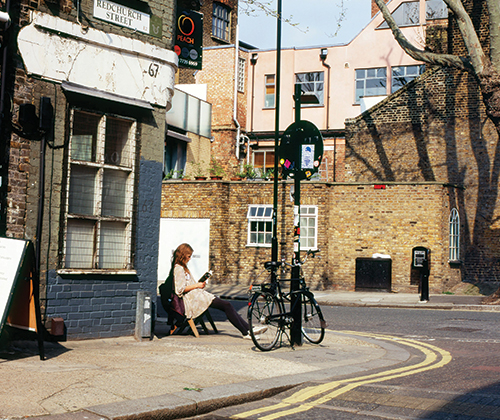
[290,84,302,346]
[271,0,282,283]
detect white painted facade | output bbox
[18,11,178,109]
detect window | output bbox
[164,137,187,179]
[238,57,246,93]
[247,205,273,246]
[295,72,324,106]
[246,205,318,249]
[391,65,425,93]
[378,1,419,28]
[252,149,274,176]
[265,75,275,108]
[300,206,318,250]
[426,0,448,20]
[449,208,460,262]
[64,109,136,270]
[212,3,230,42]
[355,68,387,102]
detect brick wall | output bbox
[4,0,176,338]
[161,180,459,293]
[344,0,500,282]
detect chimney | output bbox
[372,0,390,18]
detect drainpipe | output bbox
[320,48,333,180]
[233,24,241,160]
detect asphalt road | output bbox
[193,305,500,420]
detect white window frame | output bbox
[300,206,318,251]
[449,208,460,262]
[62,109,136,271]
[212,2,230,42]
[247,205,273,247]
[264,74,275,108]
[355,67,387,103]
[295,72,324,106]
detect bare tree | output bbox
[374,0,500,132]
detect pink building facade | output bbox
[245,0,447,181]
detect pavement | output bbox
[1,286,499,420]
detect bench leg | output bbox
[187,319,199,338]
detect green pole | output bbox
[271,0,282,281]
[291,83,302,346]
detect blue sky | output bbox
[239,0,372,50]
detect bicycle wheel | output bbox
[248,291,281,351]
[301,293,325,344]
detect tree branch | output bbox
[374,0,474,72]
[487,0,500,70]
[444,0,487,74]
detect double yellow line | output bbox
[233,331,452,420]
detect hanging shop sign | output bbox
[174,9,203,70]
[280,120,324,180]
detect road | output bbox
[193,305,500,419]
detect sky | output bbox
[238,0,372,50]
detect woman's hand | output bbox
[199,281,206,289]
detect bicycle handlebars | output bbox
[263,249,321,271]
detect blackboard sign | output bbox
[0,238,31,334]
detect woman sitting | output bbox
[171,243,266,339]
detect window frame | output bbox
[300,205,318,251]
[295,71,324,107]
[355,67,387,103]
[61,108,137,272]
[238,56,246,93]
[212,2,231,42]
[449,208,460,263]
[378,1,420,28]
[391,65,425,93]
[252,148,275,177]
[247,205,274,247]
[264,74,275,108]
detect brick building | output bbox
[159,0,498,294]
[345,0,498,285]
[1,0,177,338]
[160,180,459,293]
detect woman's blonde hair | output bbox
[172,243,193,272]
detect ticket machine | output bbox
[412,246,430,301]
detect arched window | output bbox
[449,208,460,262]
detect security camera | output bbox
[0,12,11,29]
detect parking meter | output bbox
[412,246,430,301]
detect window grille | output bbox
[64,109,136,270]
[449,208,460,262]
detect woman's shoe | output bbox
[252,325,268,335]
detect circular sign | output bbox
[280,120,324,180]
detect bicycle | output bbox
[247,249,327,351]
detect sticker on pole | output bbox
[280,120,323,180]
